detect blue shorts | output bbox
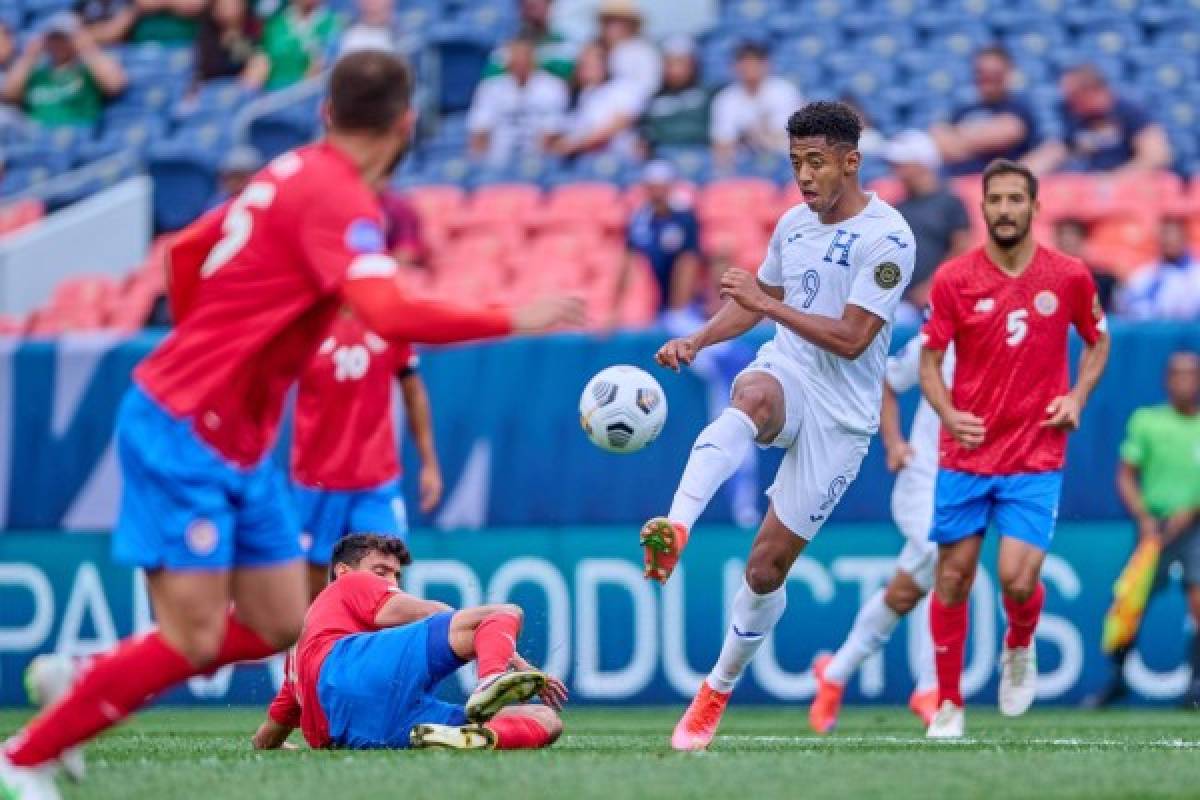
[317,611,467,749]
[112,386,301,571]
[931,469,1063,551]
[292,481,408,566]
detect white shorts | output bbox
[890,464,937,591]
[735,343,870,540]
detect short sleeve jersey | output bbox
[136,142,395,468]
[948,96,1040,175]
[626,204,700,311]
[758,193,917,434]
[291,313,417,490]
[922,245,1106,475]
[1062,96,1152,172]
[295,571,399,747]
[1119,405,1200,518]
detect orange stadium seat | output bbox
[453,183,543,232]
[696,178,777,225]
[866,176,905,206]
[407,184,466,221]
[48,275,119,313]
[537,183,625,234]
[1086,217,1159,277]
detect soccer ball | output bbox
[579,365,668,454]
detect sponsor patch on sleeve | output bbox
[345,218,386,254]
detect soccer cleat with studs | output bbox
[640,518,689,584]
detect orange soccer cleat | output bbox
[640,517,690,583]
[671,682,731,751]
[908,686,939,726]
[808,653,844,734]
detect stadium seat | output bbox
[147,141,220,231]
[697,178,778,226]
[429,27,493,113]
[537,183,625,233]
[406,184,467,223]
[248,104,319,161]
[173,79,257,125]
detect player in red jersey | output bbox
[918,160,1109,738]
[291,308,442,600]
[251,534,565,752]
[1,51,579,800]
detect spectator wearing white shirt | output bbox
[1117,217,1200,322]
[553,41,640,159]
[710,40,802,167]
[339,0,410,56]
[596,0,660,111]
[467,34,568,166]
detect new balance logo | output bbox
[732,625,764,639]
[786,231,805,244]
[693,443,719,452]
[810,514,825,523]
[974,298,995,313]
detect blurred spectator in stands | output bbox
[79,0,206,46]
[467,34,567,167]
[1115,216,1200,321]
[552,42,639,159]
[931,45,1039,177]
[841,94,885,160]
[208,144,261,207]
[885,130,971,312]
[339,0,408,56]
[710,40,802,168]
[0,22,15,74]
[377,181,428,270]
[193,0,259,85]
[242,0,341,91]
[613,159,702,321]
[638,34,709,155]
[1054,217,1115,312]
[596,0,660,110]
[3,13,126,128]
[484,0,574,82]
[1025,65,1171,175]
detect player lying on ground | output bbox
[641,101,917,751]
[920,159,1109,738]
[1,50,581,800]
[251,534,565,751]
[809,334,951,732]
[292,306,443,600]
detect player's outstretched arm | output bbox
[252,718,297,751]
[373,590,454,629]
[343,276,583,344]
[655,294,764,372]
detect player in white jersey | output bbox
[640,102,916,751]
[808,335,956,733]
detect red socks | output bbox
[474,612,521,680]
[485,714,553,749]
[930,593,968,708]
[4,631,193,767]
[5,611,279,768]
[1004,583,1045,650]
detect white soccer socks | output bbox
[824,588,900,685]
[707,579,787,692]
[913,595,938,692]
[668,408,759,530]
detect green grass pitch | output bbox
[4,707,1200,799]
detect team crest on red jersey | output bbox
[1034,290,1059,316]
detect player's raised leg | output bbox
[642,371,785,582]
[411,705,563,751]
[443,604,548,722]
[672,507,801,751]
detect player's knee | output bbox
[731,383,776,433]
[935,564,973,604]
[1001,576,1037,604]
[884,579,922,614]
[169,623,227,668]
[261,615,304,651]
[745,561,786,594]
[497,603,524,623]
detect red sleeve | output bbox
[336,571,396,629]
[1068,264,1105,346]
[342,277,514,345]
[921,269,959,351]
[267,678,302,728]
[392,342,419,376]
[165,202,228,323]
[297,189,391,293]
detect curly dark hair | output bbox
[786,101,863,148]
[330,533,413,580]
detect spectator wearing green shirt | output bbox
[2,13,126,128]
[638,35,709,157]
[484,0,574,82]
[243,0,341,91]
[1090,352,1200,707]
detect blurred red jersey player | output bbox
[918,159,1110,739]
[291,308,443,599]
[1,50,580,800]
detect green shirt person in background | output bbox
[243,0,341,91]
[2,12,126,128]
[76,0,206,47]
[1088,351,1200,708]
[483,0,574,81]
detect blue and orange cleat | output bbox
[640,517,690,584]
[671,682,731,751]
[808,653,844,734]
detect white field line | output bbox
[564,734,1200,749]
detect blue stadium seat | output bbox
[654,146,711,184]
[417,154,473,186]
[108,74,187,116]
[774,26,843,64]
[924,21,994,58]
[721,0,781,28]
[147,140,221,231]
[1128,49,1197,94]
[173,79,257,125]
[429,27,494,114]
[851,26,916,59]
[28,124,88,152]
[1155,23,1200,56]
[248,103,319,161]
[396,0,440,35]
[1077,25,1145,58]
[23,0,74,17]
[1,168,38,197]
[6,143,71,175]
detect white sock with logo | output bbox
[707,579,787,693]
[913,595,938,692]
[668,408,758,529]
[825,589,900,686]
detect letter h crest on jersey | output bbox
[823,229,860,267]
